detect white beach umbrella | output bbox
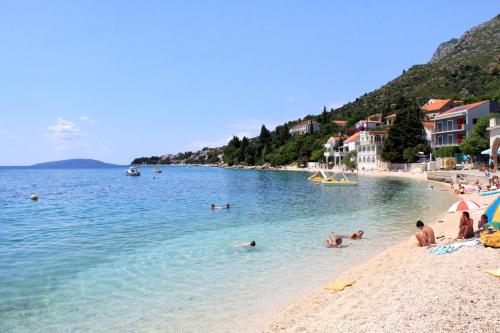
[448,199,481,213]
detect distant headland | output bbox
[30,159,119,168]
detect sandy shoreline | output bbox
[264,170,499,333]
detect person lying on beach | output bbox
[241,241,256,248]
[415,220,435,247]
[458,211,474,239]
[325,235,343,248]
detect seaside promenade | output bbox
[266,169,499,333]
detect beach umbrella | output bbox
[485,195,500,228]
[448,199,481,213]
[481,148,500,155]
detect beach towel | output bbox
[324,279,355,291]
[430,239,481,255]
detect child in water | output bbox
[241,241,256,248]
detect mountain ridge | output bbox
[30,159,119,168]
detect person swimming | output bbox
[241,241,256,248]
[350,230,364,239]
[211,203,230,209]
[325,235,343,248]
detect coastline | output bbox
[265,170,499,333]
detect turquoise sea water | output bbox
[0,166,455,332]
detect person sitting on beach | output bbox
[477,214,488,231]
[325,235,343,248]
[458,211,474,239]
[242,241,256,248]
[350,230,364,239]
[415,220,435,247]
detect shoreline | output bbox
[264,170,499,333]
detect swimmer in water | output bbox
[325,235,343,248]
[242,241,256,248]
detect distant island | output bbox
[30,159,119,168]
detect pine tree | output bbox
[381,97,427,162]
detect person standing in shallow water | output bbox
[415,220,435,247]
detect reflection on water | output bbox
[0,167,455,332]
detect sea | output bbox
[0,166,456,332]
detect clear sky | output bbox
[0,1,498,165]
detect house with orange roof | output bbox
[357,130,388,170]
[433,100,495,148]
[332,120,347,126]
[355,119,384,130]
[324,135,344,166]
[326,132,360,168]
[422,121,435,148]
[385,113,397,126]
[421,98,462,120]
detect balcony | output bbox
[433,124,465,135]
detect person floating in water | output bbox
[349,230,364,239]
[241,241,256,248]
[211,203,230,209]
[325,235,343,248]
[415,220,435,247]
[331,230,364,240]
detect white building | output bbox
[290,120,320,135]
[433,101,493,148]
[356,130,388,170]
[324,135,342,166]
[355,119,384,130]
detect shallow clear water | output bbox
[0,166,455,332]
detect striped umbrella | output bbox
[448,199,481,213]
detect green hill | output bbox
[31,159,118,168]
[332,14,500,124]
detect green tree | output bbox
[459,114,496,156]
[238,137,249,163]
[435,146,460,157]
[381,97,427,162]
[342,150,357,170]
[244,144,256,165]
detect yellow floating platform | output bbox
[322,179,357,186]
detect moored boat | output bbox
[124,167,141,176]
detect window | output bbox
[437,122,443,131]
[437,136,443,145]
[447,134,454,145]
[447,120,453,131]
[473,118,478,125]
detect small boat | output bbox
[321,171,357,186]
[153,167,162,173]
[124,167,141,176]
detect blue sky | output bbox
[0,1,498,165]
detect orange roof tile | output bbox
[386,113,397,119]
[332,120,347,125]
[421,99,452,112]
[437,101,488,117]
[345,132,360,143]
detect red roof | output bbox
[438,100,488,116]
[329,136,341,141]
[332,120,347,125]
[422,121,435,130]
[345,132,360,143]
[422,99,452,112]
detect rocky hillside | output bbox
[331,14,500,124]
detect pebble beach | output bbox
[266,171,500,333]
